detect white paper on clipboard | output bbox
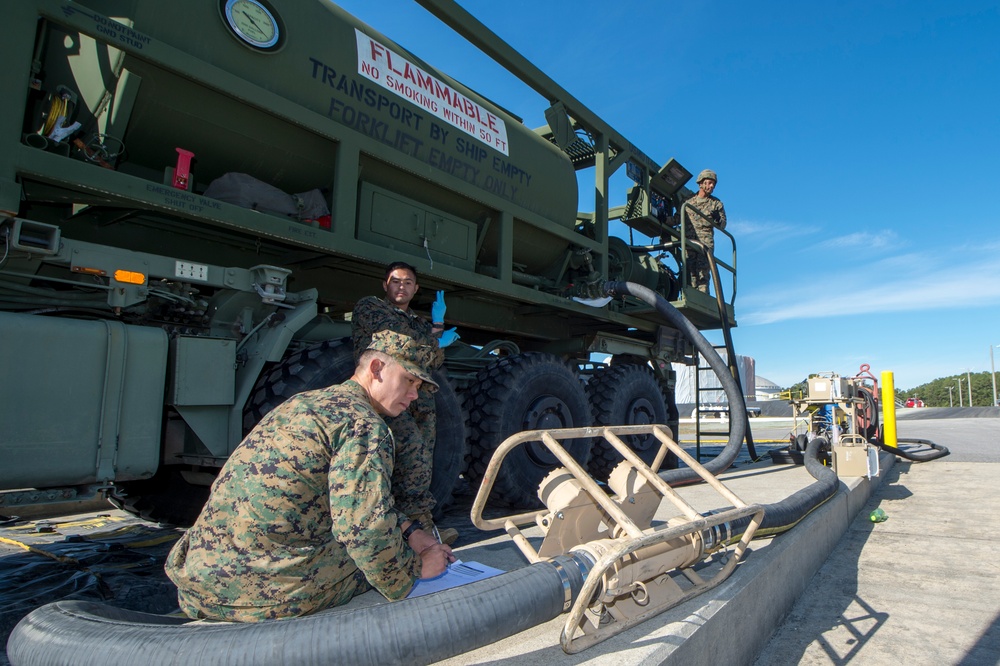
[405,560,505,598]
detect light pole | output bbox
[968,369,974,406]
[957,378,963,407]
[947,386,954,407]
[991,345,998,408]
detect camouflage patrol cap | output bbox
[366,329,440,391]
[696,169,718,183]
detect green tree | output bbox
[899,372,995,407]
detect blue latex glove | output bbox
[431,291,447,324]
[439,327,460,348]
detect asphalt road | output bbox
[894,413,1000,462]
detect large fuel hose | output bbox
[722,436,839,541]
[601,281,747,484]
[880,437,950,462]
[856,388,949,462]
[600,282,839,539]
[7,554,587,666]
[5,282,833,665]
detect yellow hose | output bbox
[39,94,66,136]
[0,535,80,565]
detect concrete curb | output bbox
[657,451,896,665]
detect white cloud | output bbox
[740,243,1000,325]
[727,218,820,249]
[811,229,900,251]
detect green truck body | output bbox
[0,0,737,520]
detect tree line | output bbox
[895,371,997,407]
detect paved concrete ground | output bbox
[423,414,999,664]
[754,459,1000,666]
[754,416,1000,666]
[3,413,995,665]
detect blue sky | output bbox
[333,0,1000,390]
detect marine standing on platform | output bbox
[352,261,460,545]
[683,169,727,293]
[165,330,455,622]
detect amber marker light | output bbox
[113,269,146,285]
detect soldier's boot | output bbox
[414,513,459,546]
[437,527,459,545]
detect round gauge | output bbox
[221,0,282,51]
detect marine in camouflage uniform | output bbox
[352,265,444,532]
[165,330,449,622]
[683,169,727,293]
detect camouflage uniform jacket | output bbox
[351,295,442,521]
[683,195,727,250]
[352,296,444,369]
[164,380,420,622]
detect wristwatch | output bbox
[401,520,424,541]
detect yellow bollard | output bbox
[881,370,897,447]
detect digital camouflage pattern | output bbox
[696,168,718,184]
[683,195,727,292]
[164,380,420,622]
[352,296,444,370]
[352,296,442,521]
[367,328,440,390]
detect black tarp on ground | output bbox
[0,513,181,666]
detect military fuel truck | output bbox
[0,0,739,524]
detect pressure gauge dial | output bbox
[221,0,282,51]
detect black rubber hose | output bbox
[7,555,586,666]
[880,437,950,462]
[723,436,839,540]
[602,282,839,542]
[602,281,748,484]
[856,386,880,440]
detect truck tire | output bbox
[464,352,592,508]
[427,371,468,517]
[586,364,668,479]
[109,467,211,527]
[244,338,468,518]
[242,338,356,430]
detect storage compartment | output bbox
[832,444,879,478]
[807,376,853,401]
[358,182,477,270]
[0,312,168,487]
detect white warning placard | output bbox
[355,29,509,155]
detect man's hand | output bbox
[418,543,455,579]
[407,525,439,555]
[431,291,447,325]
[405,523,455,579]
[438,327,460,348]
